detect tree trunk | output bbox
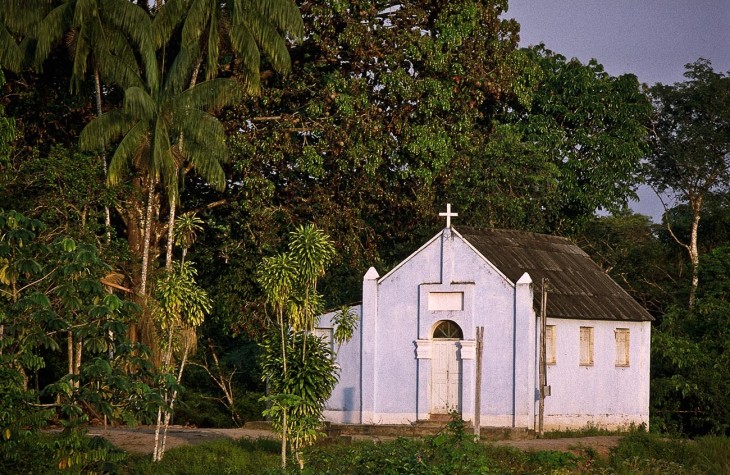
[153,327,176,462]
[279,309,287,469]
[74,339,82,389]
[68,332,74,377]
[159,339,191,460]
[165,181,176,271]
[94,68,111,244]
[139,180,156,298]
[688,200,702,308]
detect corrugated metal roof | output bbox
[454,227,654,322]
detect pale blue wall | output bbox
[322,229,651,430]
[319,305,361,423]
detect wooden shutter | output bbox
[545,325,556,365]
[615,328,630,366]
[579,327,594,366]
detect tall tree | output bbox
[257,224,337,469]
[79,46,243,340]
[647,59,730,306]
[33,0,157,242]
[152,0,304,91]
[152,0,304,271]
[482,45,652,232]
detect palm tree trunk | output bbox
[94,68,111,244]
[139,180,156,297]
[165,194,176,271]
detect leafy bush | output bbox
[302,421,580,475]
[0,429,127,474]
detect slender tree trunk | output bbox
[75,339,82,389]
[153,327,176,462]
[140,180,156,297]
[159,339,191,460]
[68,332,74,377]
[279,309,287,469]
[162,56,200,271]
[94,68,111,244]
[165,196,176,271]
[688,202,702,308]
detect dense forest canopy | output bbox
[1,1,729,468]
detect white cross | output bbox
[439,203,458,228]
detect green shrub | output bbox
[302,422,582,475]
[1,429,127,474]
[233,391,267,424]
[609,432,696,467]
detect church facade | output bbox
[318,222,653,431]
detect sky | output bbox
[503,0,730,221]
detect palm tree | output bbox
[34,0,157,91]
[152,0,304,92]
[32,0,157,242]
[0,0,51,72]
[152,0,304,270]
[79,44,243,313]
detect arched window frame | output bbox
[432,320,463,340]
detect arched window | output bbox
[432,320,463,340]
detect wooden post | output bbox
[538,279,549,437]
[474,326,484,440]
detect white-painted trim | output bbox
[459,340,476,359]
[379,228,515,287]
[415,339,432,359]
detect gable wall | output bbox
[371,231,518,423]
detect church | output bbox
[317,206,653,431]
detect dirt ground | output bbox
[88,425,622,458]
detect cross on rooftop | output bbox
[439,203,458,228]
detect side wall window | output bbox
[545,325,556,365]
[579,326,594,366]
[615,328,630,367]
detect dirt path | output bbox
[89,425,622,458]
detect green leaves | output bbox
[260,330,338,447]
[154,262,211,330]
[499,46,652,230]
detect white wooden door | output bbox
[431,341,461,414]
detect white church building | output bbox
[318,208,653,431]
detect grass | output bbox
[113,431,730,475]
[121,438,281,474]
[609,432,730,475]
